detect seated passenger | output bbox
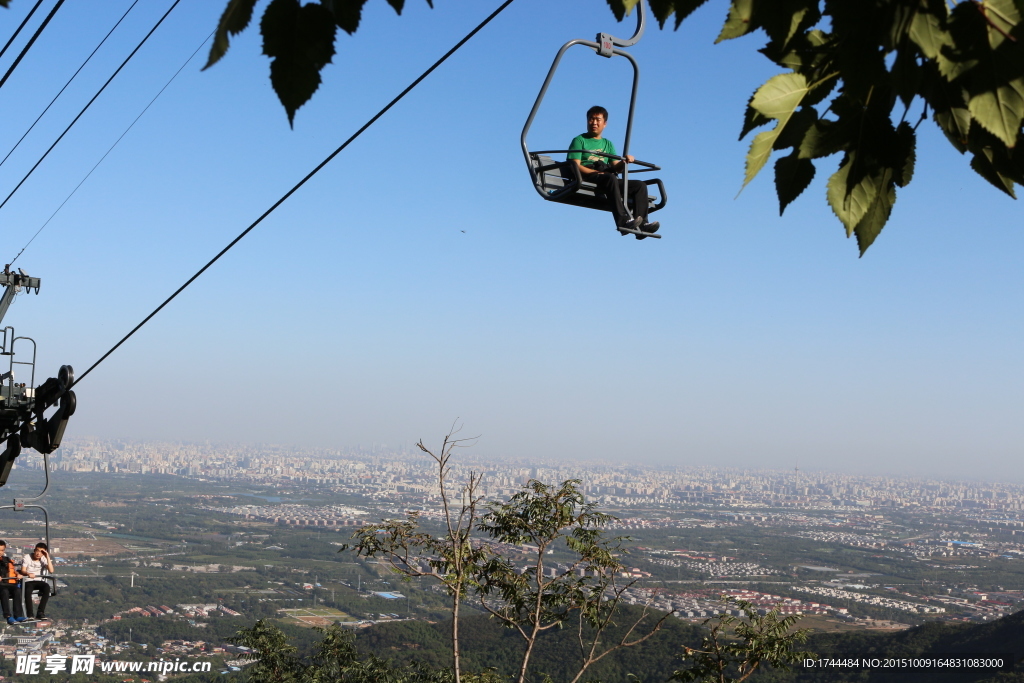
[20,542,53,620]
[567,105,659,238]
[0,540,25,624]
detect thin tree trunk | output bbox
[452,580,462,683]
[517,630,538,683]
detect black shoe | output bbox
[641,221,660,234]
[618,216,643,235]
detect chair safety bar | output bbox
[529,150,660,171]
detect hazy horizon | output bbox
[56,435,1024,487]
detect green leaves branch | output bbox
[670,598,813,683]
[204,0,433,125]
[614,0,1024,254]
[229,620,485,683]
[475,479,662,683]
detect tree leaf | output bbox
[826,154,879,236]
[935,105,972,150]
[908,4,952,60]
[968,77,1024,147]
[772,29,830,71]
[204,0,259,70]
[605,0,627,22]
[322,0,370,34]
[739,73,813,188]
[885,1,918,51]
[890,46,922,109]
[969,149,1018,196]
[893,121,916,187]
[799,119,848,158]
[926,65,973,151]
[740,95,771,139]
[853,170,896,255]
[774,153,816,215]
[648,0,712,29]
[744,128,777,188]
[716,0,756,43]
[784,7,810,47]
[773,106,817,150]
[982,0,1022,50]
[261,0,338,126]
[675,0,713,28]
[386,0,406,15]
[750,72,810,120]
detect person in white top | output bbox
[20,542,53,620]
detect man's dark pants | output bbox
[0,583,23,619]
[24,581,49,618]
[590,173,649,226]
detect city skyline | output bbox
[23,432,1024,485]
[35,436,1024,500]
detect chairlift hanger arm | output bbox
[597,2,646,55]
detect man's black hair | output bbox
[0,540,6,547]
[587,105,609,121]
[34,542,47,550]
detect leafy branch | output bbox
[671,597,814,683]
[343,423,486,683]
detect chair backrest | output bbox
[533,155,568,194]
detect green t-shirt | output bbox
[567,134,617,168]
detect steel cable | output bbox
[71,0,517,388]
[0,0,182,214]
[9,31,211,266]
[0,0,143,171]
[0,0,66,91]
[0,0,45,62]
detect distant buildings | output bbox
[44,439,1024,519]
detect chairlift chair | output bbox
[521,3,667,237]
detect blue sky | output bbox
[0,0,1021,480]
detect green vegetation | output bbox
[754,608,1024,682]
[346,432,682,683]
[228,608,701,683]
[671,599,812,683]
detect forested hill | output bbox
[755,610,1024,683]
[354,608,704,683]
[355,610,1023,683]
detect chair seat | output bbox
[530,154,662,214]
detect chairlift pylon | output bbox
[0,265,77,605]
[521,4,667,237]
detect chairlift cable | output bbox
[0,0,46,62]
[8,30,212,267]
[0,0,182,214]
[0,0,144,172]
[70,0,517,390]
[0,0,67,91]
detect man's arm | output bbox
[573,156,635,175]
[614,154,635,171]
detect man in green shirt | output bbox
[567,106,659,238]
